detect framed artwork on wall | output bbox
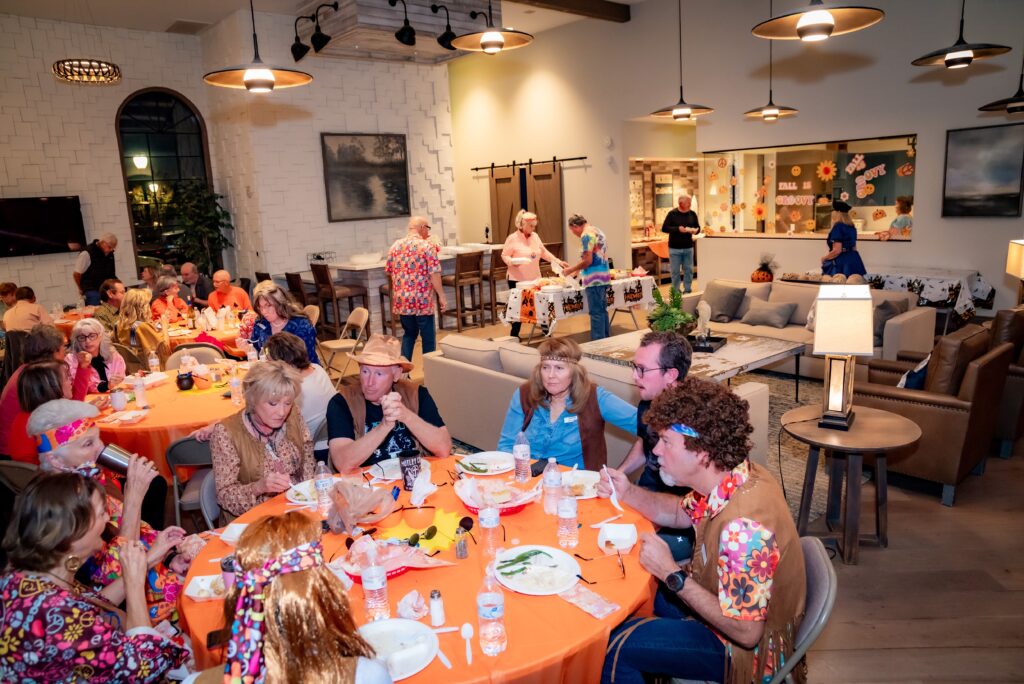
[942,123,1024,218]
[320,133,411,221]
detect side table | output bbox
[782,405,921,564]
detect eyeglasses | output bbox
[574,550,626,584]
[76,332,100,343]
[630,362,669,378]
[669,423,700,439]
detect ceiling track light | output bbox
[746,0,798,121]
[389,0,417,47]
[651,0,712,121]
[751,0,883,42]
[980,34,1024,115]
[204,0,312,92]
[431,4,458,51]
[912,0,1010,68]
[450,0,534,54]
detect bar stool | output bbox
[254,271,271,284]
[379,274,400,336]
[310,263,370,338]
[439,251,486,332]
[481,247,508,324]
[285,271,319,308]
[540,242,564,277]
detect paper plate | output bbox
[509,256,531,265]
[494,545,580,596]
[562,470,600,500]
[358,618,439,681]
[184,574,227,602]
[540,285,563,293]
[219,522,248,546]
[456,451,515,476]
[365,458,402,481]
[286,476,354,504]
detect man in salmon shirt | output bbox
[208,270,252,311]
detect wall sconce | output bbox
[291,2,339,61]
[431,4,458,51]
[132,155,148,170]
[292,15,315,61]
[389,0,416,46]
[813,284,874,430]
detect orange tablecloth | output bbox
[180,456,656,680]
[647,239,670,260]
[54,311,90,339]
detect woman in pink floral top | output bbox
[0,473,187,683]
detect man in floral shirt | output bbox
[386,216,448,362]
[599,377,806,684]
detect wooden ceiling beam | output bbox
[510,0,630,23]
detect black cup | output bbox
[398,449,422,491]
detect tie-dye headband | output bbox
[224,540,324,684]
[36,418,96,454]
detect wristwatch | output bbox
[665,570,687,593]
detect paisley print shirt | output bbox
[386,235,441,316]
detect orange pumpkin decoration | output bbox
[751,268,774,283]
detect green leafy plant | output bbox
[169,181,234,276]
[648,286,696,333]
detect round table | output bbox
[180,456,656,681]
[782,404,921,565]
[53,310,91,339]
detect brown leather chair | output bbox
[310,263,369,338]
[439,251,486,332]
[986,308,1024,457]
[852,324,1013,506]
[285,271,318,308]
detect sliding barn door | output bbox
[526,162,564,246]
[489,167,521,242]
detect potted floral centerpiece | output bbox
[648,287,696,336]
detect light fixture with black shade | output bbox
[451,0,533,55]
[431,4,458,51]
[389,0,417,47]
[751,0,883,42]
[311,2,339,52]
[746,0,799,121]
[980,33,1024,115]
[291,14,315,62]
[204,0,312,92]
[912,0,1010,69]
[651,0,712,121]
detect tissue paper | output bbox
[409,469,437,507]
[397,590,429,619]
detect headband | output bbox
[669,423,700,439]
[225,540,324,684]
[36,418,96,454]
[541,355,577,365]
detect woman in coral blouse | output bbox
[150,276,189,323]
[501,210,569,337]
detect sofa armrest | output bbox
[865,358,914,386]
[681,291,702,314]
[882,307,936,360]
[854,382,971,413]
[896,350,929,363]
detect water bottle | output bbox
[542,458,561,515]
[362,546,390,622]
[229,375,243,406]
[314,461,333,517]
[479,505,501,561]
[477,563,507,656]
[132,377,149,409]
[147,351,160,374]
[246,345,258,363]
[512,432,531,483]
[557,481,579,549]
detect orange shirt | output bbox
[207,286,251,312]
[151,296,189,323]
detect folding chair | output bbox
[319,307,369,388]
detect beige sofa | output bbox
[682,279,936,379]
[423,334,770,469]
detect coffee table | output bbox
[579,328,805,398]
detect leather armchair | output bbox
[853,324,1013,506]
[986,309,1024,457]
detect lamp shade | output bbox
[1007,240,1024,278]
[813,284,874,356]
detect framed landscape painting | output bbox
[942,123,1024,217]
[321,133,411,222]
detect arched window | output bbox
[116,88,211,272]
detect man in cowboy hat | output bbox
[326,334,451,471]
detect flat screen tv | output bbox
[0,196,88,258]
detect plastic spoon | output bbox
[602,465,624,512]
[461,622,474,665]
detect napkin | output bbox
[409,469,437,507]
[597,523,638,554]
[202,307,218,329]
[397,590,429,619]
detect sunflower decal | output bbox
[816,160,837,182]
[752,204,768,220]
[731,204,742,215]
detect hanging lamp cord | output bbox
[249,0,263,61]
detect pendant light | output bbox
[752,0,883,42]
[51,1,122,85]
[450,0,533,54]
[746,1,798,121]
[980,34,1024,114]
[651,0,712,121]
[204,0,312,92]
[912,0,1010,69]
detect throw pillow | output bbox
[872,299,909,347]
[897,354,930,390]
[740,298,798,328]
[702,281,747,323]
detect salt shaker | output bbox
[429,589,445,627]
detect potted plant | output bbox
[648,287,697,335]
[169,180,234,276]
[751,253,778,282]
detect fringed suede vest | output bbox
[220,409,307,486]
[690,462,807,684]
[518,384,608,470]
[338,380,420,439]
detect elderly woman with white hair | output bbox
[501,209,569,337]
[27,399,188,623]
[66,317,126,395]
[248,280,321,365]
[210,360,315,520]
[150,275,189,323]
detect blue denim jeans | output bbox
[602,586,726,684]
[399,314,436,362]
[83,290,101,306]
[586,284,610,340]
[669,247,694,293]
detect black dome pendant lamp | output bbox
[746,0,798,121]
[912,0,1010,69]
[651,0,712,121]
[980,32,1024,115]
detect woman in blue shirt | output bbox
[498,337,636,470]
[249,280,321,365]
[821,199,866,277]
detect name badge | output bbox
[563,416,578,424]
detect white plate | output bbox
[286,476,346,504]
[562,470,600,500]
[365,458,402,481]
[358,618,439,681]
[509,256,531,265]
[456,451,515,476]
[220,522,248,546]
[184,574,226,602]
[495,545,580,596]
[540,285,563,293]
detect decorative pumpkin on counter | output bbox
[751,253,777,283]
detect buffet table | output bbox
[180,455,655,681]
[501,276,657,335]
[866,266,995,324]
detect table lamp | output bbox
[813,284,874,430]
[1006,239,1024,305]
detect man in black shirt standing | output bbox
[660,195,700,293]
